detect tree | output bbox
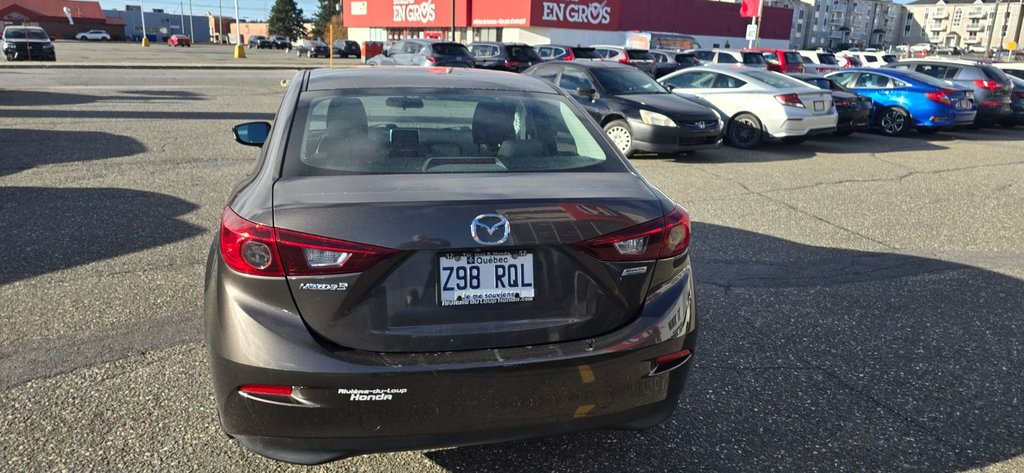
[268,0,305,40]
[310,0,338,40]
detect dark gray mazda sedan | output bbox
[205,67,698,464]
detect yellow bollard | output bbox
[234,44,246,58]
[141,37,150,47]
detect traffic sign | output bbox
[745,24,757,41]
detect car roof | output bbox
[554,61,642,71]
[897,57,985,67]
[787,73,826,80]
[307,67,561,94]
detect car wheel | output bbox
[603,119,635,157]
[917,127,940,135]
[781,136,807,144]
[877,107,910,137]
[727,113,763,149]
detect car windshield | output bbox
[4,28,48,40]
[740,70,812,88]
[784,52,803,65]
[818,53,839,65]
[592,68,668,95]
[742,53,766,65]
[507,45,542,62]
[284,91,617,176]
[433,43,470,56]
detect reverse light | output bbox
[574,207,691,261]
[925,90,952,105]
[639,109,677,127]
[775,93,805,108]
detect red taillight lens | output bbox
[574,207,691,261]
[220,207,284,276]
[426,55,438,63]
[240,384,293,396]
[220,207,397,276]
[619,57,629,64]
[926,90,952,105]
[276,228,398,276]
[835,98,852,108]
[1016,92,1024,100]
[775,93,804,107]
[973,80,1000,91]
[504,59,520,68]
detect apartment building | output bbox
[903,0,1024,51]
[765,0,908,50]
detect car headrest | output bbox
[497,139,545,159]
[327,97,369,137]
[472,101,517,148]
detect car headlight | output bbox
[42,43,54,49]
[639,110,676,127]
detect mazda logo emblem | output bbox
[470,213,510,246]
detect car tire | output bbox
[781,136,807,144]
[727,113,763,149]
[603,119,636,158]
[877,107,910,137]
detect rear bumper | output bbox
[629,121,723,153]
[975,103,1013,124]
[836,108,870,132]
[206,255,698,463]
[767,111,839,138]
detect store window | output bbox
[473,28,502,42]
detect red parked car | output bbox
[167,35,191,47]
[746,48,804,73]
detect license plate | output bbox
[956,99,972,110]
[814,101,824,112]
[439,251,535,306]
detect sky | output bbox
[98,0,324,22]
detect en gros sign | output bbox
[393,0,436,23]
[531,0,619,30]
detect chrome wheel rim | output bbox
[606,126,632,153]
[881,111,905,135]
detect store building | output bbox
[104,5,211,43]
[903,0,1024,51]
[0,0,126,39]
[343,0,795,50]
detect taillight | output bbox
[835,98,852,108]
[240,384,293,396]
[504,59,520,68]
[426,55,438,63]
[574,207,691,261]
[926,90,952,105]
[974,79,1000,91]
[775,93,805,108]
[219,207,397,276]
[220,207,284,276]
[619,56,629,64]
[1016,92,1024,100]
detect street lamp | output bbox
[140,0,149,47]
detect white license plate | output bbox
[814,101,825,112]
[439,251,535,306]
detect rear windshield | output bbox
[784,52,803,65]
[626,50,654,61]
[592,68,668,95]
[818,53,839,65]
[4,28,48,40]
[881,55,898,63]
[676,54,699,65]
[740,70,811,88]
[506,45,542,62]
[800,77,832,90]
[982,66,1009,82]
[571,47,601,59]
[283,91,619,176]
[432,43,470,56]
[742,53,766,65]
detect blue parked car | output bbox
[825,68,976,136]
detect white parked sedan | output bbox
[75,30,110,41]
[658,66,838,148]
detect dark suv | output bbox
[332,39,361,58]
[247,35,271,49]
[469,42,542,72]
[650,50,701,78]
[535,44,603,61]
[269,35,290,49]
[885,58,1013,127]
[366,39,474,67]
[1,26,56,61]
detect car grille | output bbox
[678,119,719,130]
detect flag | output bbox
[740,0,761,18]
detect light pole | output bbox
[986,0,1003,53]
[233,0,245,57]
[189,0,195,41]
[140,0,150,47]
[451,0,456,42]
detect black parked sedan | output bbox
[470,42,543,72]
[210,67,697,464]
[524,61,722,157]
[789,73,871,135]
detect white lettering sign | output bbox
[351,1,367,15]
[540,0,612,26]
[393,0,436,23]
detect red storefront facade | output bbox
[344,0,793,48]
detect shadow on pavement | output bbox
[0,186,203,285]
[0,128,146,178]
[0,89,205,106]
[424,222,1024,472]
[0,109,275,121]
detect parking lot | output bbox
[1,66,1023,472]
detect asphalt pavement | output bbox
[1,67,1023,472]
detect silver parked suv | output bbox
[885,58,1013,127]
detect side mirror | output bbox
[233,122,271,147]
[664,83,677,91]
[382,49,391,57]
[575,87,598,101]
